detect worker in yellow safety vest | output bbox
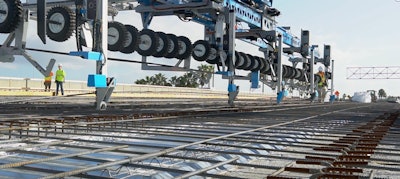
[55,64,66,96]
[316,66,328,103]
[44,71,53,92]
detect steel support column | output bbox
[94,0,114,110]
[310,47,315,95]
[330,60,334,96]
[227,9,238,106]
[276,34,283,104]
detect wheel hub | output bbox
[139,35,152,50]
[0,1,9,23]
[48,12,65,34]
[108,27,120,45]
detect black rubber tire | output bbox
[0,0,22,33]
[298,71,306,81]
[120,25,138,54]
[192,40,210,61]
[260,58,270,74]
[165,34,179,58]
[108,21,128,51]
[243,54,255,71]
[287,66,295,79]
[176,36,192,59]
[251,56,262,72]
[236,52,248,69]
[258,57,265,72]
[282,65,290,78]
[234,52,243,69]
[289,66,297,79]
[294,68,303,80]
[46,6,75,42]
[153,32,170,57]
[137,29,159,56]
[206,46,219,64]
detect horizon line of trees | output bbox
[135,64,214,88]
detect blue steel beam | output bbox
[224,0,264,29]
[136,0,301,48]
[276,27,300,47]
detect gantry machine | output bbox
[0,0,334,109]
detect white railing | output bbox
[0,77,269,98]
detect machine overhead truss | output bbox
[346,66,400,79]
[0,0,334,108]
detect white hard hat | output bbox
[58,63,62,67]
[318,66,323,72]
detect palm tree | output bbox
[135,76,152,85]
[145,76,152,84]
[196,64,214,88]
[153,73,168,86]
[175,72,199,88]
[135,79,147,84]
[378,89,387,99]
[169,76,178,87]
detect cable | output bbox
[0,45,252,79]
[21,46,218,75]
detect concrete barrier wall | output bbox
[0,77,269,98]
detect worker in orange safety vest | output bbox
[316,66,328,103]
[44,71,53,92]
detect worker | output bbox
[55,64,66,96]
[43,71,53,92]
[316,66,328,103]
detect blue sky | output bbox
[1,0,400,96]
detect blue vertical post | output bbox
[250,71,259,89]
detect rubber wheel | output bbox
[282,65,290,78]
[153,32,170,57]
[288,66,297,79]
[294,68,302,80]
[251,56,262,72]
[234,52,243,69]
[260,58,270,74]
[0,0,22,33]
[258,57,265,71]
[165,33,179,58]
[192,40,210,61]
[236,52,248,69]
[285,66,293,79]
[108,21,128,51]
[298,71,306,81]
[120,25,138,54]
[243,54,255,71]
[137,29,159,56]
[176,36,192,59]
[46,6,75,42]
[206,46,219,64]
